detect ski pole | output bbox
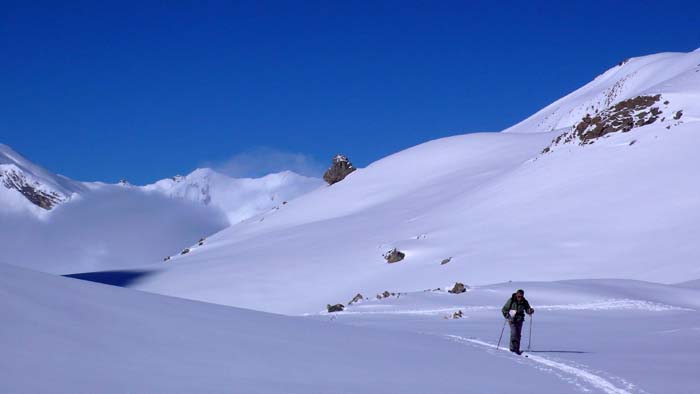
[527,314,533,352]
[496,318,507,350]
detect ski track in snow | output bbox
[447,335,642,394]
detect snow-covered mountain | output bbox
[0,144,86,214]
[142,168,322,224]
[0,147,322,273]
[120,50,700,314]
[503,50,699,135]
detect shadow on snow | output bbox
[64,270,153,287]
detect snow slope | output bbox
[503,51,700,134]
[316,279,700,394]
[0,263,577,394]
[125,49,700,314]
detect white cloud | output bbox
[206,147,326,178]
[0,188,228,274]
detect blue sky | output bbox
[2,1,699,183]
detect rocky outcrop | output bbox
[447,310,464,319]
[574,94,662,143]
[448,282,468,294]
[326,304,345,313]
[0,168,65,210]
[323,154,356,185]
[376,291,396,299]
[348,293,364,305]
[180,248,190,255]
[383,248,405,264]
[542,94,668,153]
[440,257,452,265]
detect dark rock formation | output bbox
[376,291,397,299]
[348,293,364,305]
[0,168,64,210]
[574,95,662,143]
[326,304,345,313]
[383,248,405,264]
[448,282,468,294]
[180,248,190,255]
[323,154,356,185]
[542,95,667,153]
[440,257,452,265]
[163,256,171,262]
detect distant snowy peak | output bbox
[0,142,323,222]
[504,50,700,135]
[143,168,323,224]
[0,144,85,212]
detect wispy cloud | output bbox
[205,147,326,178]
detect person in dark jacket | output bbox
[501,289,534,355]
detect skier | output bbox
[501,289,534,355]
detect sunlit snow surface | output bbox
[2,264,698,393]
[308,280,700,394]
[1,264,577,394]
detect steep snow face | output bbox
[504,51,700,134]
[128,50,700,314]
[142,168,323,224]
[0,144,86,213]
[0,263,576,394]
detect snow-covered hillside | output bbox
[314,279,700,394]
[0,263,579,393]
[123,49,700,314]
[0,145,321,273]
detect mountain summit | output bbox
[504,51,698,135]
